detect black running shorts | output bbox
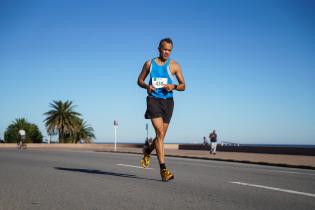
[145,96,174,124]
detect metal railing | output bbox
[220,141,240,147]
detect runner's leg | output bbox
[151,117,167,165]
[213,142,217,154]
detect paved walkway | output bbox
[95,147,315,170]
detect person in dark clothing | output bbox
[209,130,217,155]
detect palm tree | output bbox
[73,118,95,143]
[43,100,81,143]
[12,118,28,130]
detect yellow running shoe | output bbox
[141,153,151,168]
[160,169,174,181]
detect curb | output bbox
[95,150,315,170]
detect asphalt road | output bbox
[0,149,314,210]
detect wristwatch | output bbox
[174,84,178,90]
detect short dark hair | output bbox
[158,38,173,49]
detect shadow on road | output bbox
[54,167,160,182]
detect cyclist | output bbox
[18,129,26,149]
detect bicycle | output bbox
[17,141,27,150]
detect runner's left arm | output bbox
[174,63,186,91]
[163,61,186,91]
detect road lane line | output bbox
[213,164,315,176]
[230,181,315,198]
[116,164,154,170]
[261,169,315,176]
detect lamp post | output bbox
[145,123,149,140]
[114,120,118,152]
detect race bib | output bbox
[152,77,168,88]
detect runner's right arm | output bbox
[137,60,155,93]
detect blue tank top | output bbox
[148,58,174,99]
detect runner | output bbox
[137,38,186,181]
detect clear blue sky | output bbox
[1,0,314,144]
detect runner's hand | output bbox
[147,85,155,93]
[163,84,175,92]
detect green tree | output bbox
[4,118,43,143]
[61,118,95,143]
[73,118,95,143]
[43,100,81,143]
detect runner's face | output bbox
[159,42,172,61]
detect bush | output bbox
[4,118,43,143]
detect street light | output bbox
[114,120,118,152]
[145,123,149,140]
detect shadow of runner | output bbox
[54,167,160,182]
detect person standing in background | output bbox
[209,130,217,155]
[203,136,208,146]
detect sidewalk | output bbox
[95,147,315,170]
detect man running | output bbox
[137,38,186,181]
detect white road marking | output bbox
[214,164,315,176]
[116,164,154,170]
[230,181,315,198]
[261,169,315,176]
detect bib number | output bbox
[152,77,167,88]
